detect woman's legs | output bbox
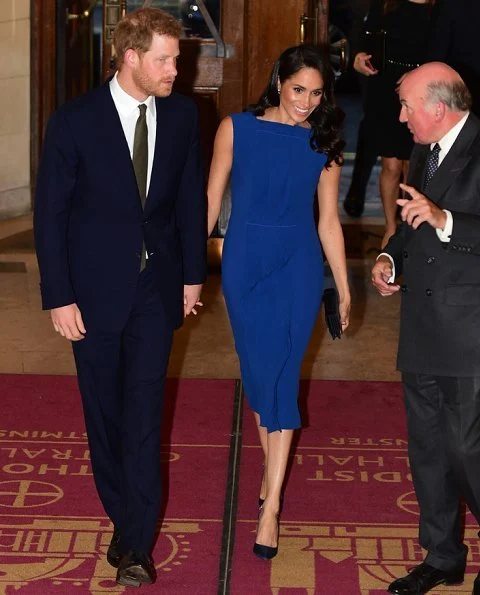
[254,412,268,501]
[255,424,294,548]
[379,156,405,248]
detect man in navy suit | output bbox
[372,62,480,595]
[34,8,206,587]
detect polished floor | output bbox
[0,205,401,382]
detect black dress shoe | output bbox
[107,527,122,568]
[116,551,156,587]
[343,193,365,217]
[388,562,464,594]
[473,571,480,595]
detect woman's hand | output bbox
[353,52,379,76]
[339,295,351,332]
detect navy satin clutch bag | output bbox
[323,266,342,340]
[323,287,342,340]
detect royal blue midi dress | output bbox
[222,111,328,432]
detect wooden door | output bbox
[30,0,330,192]
[245,0,329,106]
[57,0,100,105]
[31,0,101,191]
[101,1,245,168]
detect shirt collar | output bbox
[109,72,156,118]
[434,112,469,154]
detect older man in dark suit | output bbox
[34,8,206,588]
[372,62,480,595]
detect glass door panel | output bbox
[125,1,220,38]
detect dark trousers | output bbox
[403,372,480,571]
[347,75,378,200]
[72,266,174,553]
[346,115,378,199]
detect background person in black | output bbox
[427,0,480,117]
[344,0,434,248]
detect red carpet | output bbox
[1,376,478,594]
[0,375,233,594]
[231,380,479,595]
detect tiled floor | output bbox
[0,200,401,382]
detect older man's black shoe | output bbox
[116,551,156,588]
[107,527,122,568]
[473,571,480,595]
[388,562,464,594]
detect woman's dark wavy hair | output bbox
[247,44,345,166]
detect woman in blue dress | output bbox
[207,45,350,560]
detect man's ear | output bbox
[124,48,139,68]
[435,102,446,122]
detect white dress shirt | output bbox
[109,72,157,194]
[379,112,469,280]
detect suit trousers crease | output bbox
[403,372,480,571]
[72,265,174,553]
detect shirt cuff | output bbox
[436,209,453,242]
[377,252,395,283]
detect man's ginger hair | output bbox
[113,8,183,68]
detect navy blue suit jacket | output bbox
[34,82,207,330]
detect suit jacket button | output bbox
[400,284,407,292]
[426,256,435,264]
[426,288,433,296]
[403,251,408,258]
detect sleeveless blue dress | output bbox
[222,111,328,432]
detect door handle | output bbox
[299,9,319,44]
[66,1,97,22]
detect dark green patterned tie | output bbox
[133,104,148,270]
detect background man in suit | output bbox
[34,8,206,588]
[372,62,480,595]
[427,0,480,116]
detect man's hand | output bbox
[398,183,447,231]
[183,284,203,317]
[50,303,86,341]
[371,256,400,297]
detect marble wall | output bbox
[0,0,30,219]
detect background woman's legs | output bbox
[379,156,405,248]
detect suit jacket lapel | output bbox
[96,82,142,210]
[409,144,429,190]
[426,114,479,204]
[144,96,177,215]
